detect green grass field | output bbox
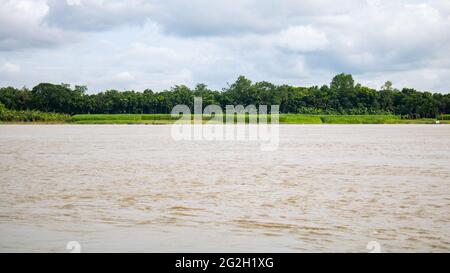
[68,114,449,125]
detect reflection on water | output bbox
[0,125,449,252]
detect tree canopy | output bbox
[1,74,449,118]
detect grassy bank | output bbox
[69,114,449,125]
[1,101,448,125]
[0,108,72,123]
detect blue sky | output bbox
[0,0,449,93]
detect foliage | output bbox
[0,108,71,123]
[1,74,449,119]
[70,114,441,125]
[319,115,400,124]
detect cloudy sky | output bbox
[0,0,449,93]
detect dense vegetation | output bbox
[70,113,448,124]
[1,101,446,124]
[439,114,450,120]
[70,114,415,125]
[0,102,71,123]
[1,74,449,119]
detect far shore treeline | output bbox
[1,74,450,119]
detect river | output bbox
[0,125,449,252]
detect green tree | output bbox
[225,76,255,106]
[331,73,355,91]
[0,87,21,110]
[330,73,356,112]
[0,74,449,117]
[31,83,84,114]
[381,81,393,91]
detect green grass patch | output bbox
[385,119,442,124]
[72,114,143,121]
[16,113,447,125]
[319,115,400,124]
[141,114,181,121]
[72,114,402,124]
[279,114,323,124]
[73,119,177,125]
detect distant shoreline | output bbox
[1,114,449,125]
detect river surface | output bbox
[0,125,449,252]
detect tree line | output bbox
[1,74,449,118]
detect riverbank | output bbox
[2,106,450,125]
[70,114,450,124]
[0,108,72,124]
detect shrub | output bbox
[0,107,71,123]
[438,114,450,120]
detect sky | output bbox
[0,0,449,93]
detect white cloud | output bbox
[45,0,154,31]
[277,25,329,52]
[66,0,81,6]
[0,62,21,74]
[0,0,70,50]
[114,72,135,82]
[0,0,449,92]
